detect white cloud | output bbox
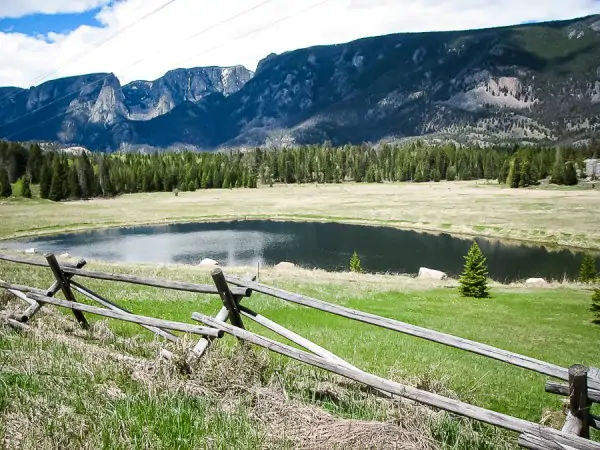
[0,0,599,88]
[0,0,110,19]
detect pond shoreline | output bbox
[0,214,597,254]
[1,218,596,283]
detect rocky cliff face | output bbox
[123,66,253,120]
[1,15,600,150]
[0,66,252,149]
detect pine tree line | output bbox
[256,142,592,187]
[34,151,259,201]
[0,139,597,200]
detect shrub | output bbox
[349,250,362,273]
[459,241,490,298]
[579,254,598,283]
[446,166,457,182]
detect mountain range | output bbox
[1,14,600,151]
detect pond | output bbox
[1,220,597,282]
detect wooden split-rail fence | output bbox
[0,251,599,449]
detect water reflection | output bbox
[1,220,597,282]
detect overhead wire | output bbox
[0,0,280,139]
[1,0,333,142]
[0,0,179,107]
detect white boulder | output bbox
[60,252,71,258]
[275,262,296,270]
[24,248,38,254]
[418,267,447,280]
[525,277,547,285]
[198,258,219,267]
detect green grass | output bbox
[1,179,600,447]
[2,260,598,424]
[0,329,264,450]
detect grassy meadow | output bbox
[1,180,600,249]
[1,259,599,448]
[1,182,600,448]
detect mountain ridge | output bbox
[1,14,600,150]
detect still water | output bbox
[1,221,597,282]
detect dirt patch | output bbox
[251,387,437,449]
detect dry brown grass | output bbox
[1,181,599,249]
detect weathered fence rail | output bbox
[0,253,251,297]
[0,252,598,449]
[225,275,600,389]
[191,312,600,450]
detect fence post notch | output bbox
[211,268,244,329]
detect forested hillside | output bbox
[2,15,600,149]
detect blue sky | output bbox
[1,0,600,88]
[0,9,103,36]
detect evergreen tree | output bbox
[0,169,12,197]
[458,241,490,298]
[99,159,115,197]
[579,254,598,283]
[506,158,520,188]
[563,162,578,186]
[21,175,32,198]
[550,148,565,185]
[591,289,600,324]
[80,154,95,198]
[39,162,52,199]
[48,157,66,201]
[61,159,70,200]
[188,180,196,192]
[27,143,44,183]
[519,160,531,188]
[68,164,82,198]
[349,250,363,273]
[152,170,162,192]
[498,160,509,184]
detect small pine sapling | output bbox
[459,241,490,298]
[579,253,598,283]
[349,250,362,273]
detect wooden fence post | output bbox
[562,364,590,438]
[211,268,244,329]
[188,274,256,361]
[45,253,89,329]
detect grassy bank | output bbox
[1,258,599,448]
[0,299,511,450]
[1,181,600,249]
[1,181,599,447]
